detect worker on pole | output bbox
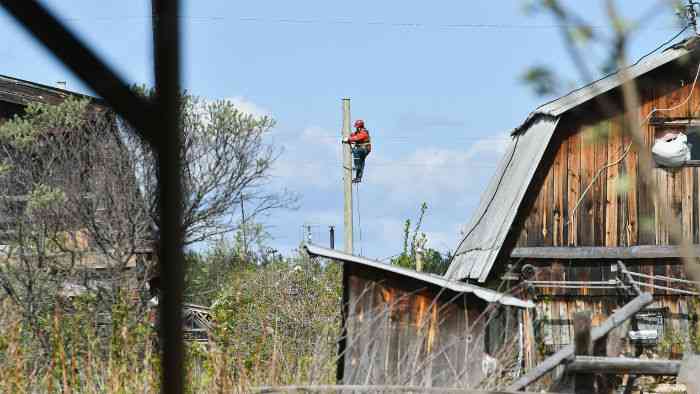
[342,119,371,183]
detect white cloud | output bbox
[227,96,271,117]
[465,133,510,158]
[271,126,342,189]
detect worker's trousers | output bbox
[351,146,369,181]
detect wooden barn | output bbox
[304,243,534,388]
[446,35,700,376]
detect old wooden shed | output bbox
[304,243,534,388]
[447,36,700,366]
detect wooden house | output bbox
[446,36,700,369]
[304,243,534,388]
[0,75,154,290]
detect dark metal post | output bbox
[0,1,185,393]
[329,225,335,249]
[152,1,184,393]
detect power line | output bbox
[55,15,683,31]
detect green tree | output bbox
[391,203,451,275]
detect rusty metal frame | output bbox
[0,1,185,393]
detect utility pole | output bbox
[342,98,353,254]
[329,225,335,249]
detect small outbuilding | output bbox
[304,243,533,388]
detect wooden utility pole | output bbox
[342,98,353,254]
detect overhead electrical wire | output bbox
[55,15,683,31]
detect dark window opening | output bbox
[686,127,700,160]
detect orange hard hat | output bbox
[354,119,365,128]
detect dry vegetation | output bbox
[0,245,344,393]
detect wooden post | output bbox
[338,99,352,383]
[342,98,353,254]
[508,292,653,391]
[573,312,594,394]
[416,247,424,272]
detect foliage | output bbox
[209,253,341,388]
[122,88,298,246]
[0,243,344,392]
[0,96,151,355]
[391,203,451,275]
[0,293,159,394]
[520,66,561,97]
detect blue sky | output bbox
[0,1,687,259]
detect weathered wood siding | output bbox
[516,66,700,248]
[343,263,490,387]
[510,62,700,364]
[522,260,696,357]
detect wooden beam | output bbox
[507,292,653,391]
[567,356,681,376]
[617,260,641,295]
[511,245,700,260]
[253,386,562,394]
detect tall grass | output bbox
[0,258,342,393]
[0,256,528,393]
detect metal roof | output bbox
[0,74,98,106]
[304,243,533,308]
[514,38,696,134]
[445,117,559,282]
[446,37,699,282]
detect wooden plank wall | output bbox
[524,259,696,358]
[343,265,498,388]
[532,293,694,358]
[516,68,700,248]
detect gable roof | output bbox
[0,74,96,107]
[445,37,700,282]
[304,243,534,308]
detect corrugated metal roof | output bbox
[446,37,699,282]
[514,38,696,134]
[445,117,559,282]
[304,243,534,308]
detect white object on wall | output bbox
[652,132,691,167]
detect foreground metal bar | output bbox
[254,385,563,394]
[566,356,681,376]
[152,1,184,393]
[0,1,185,393]
[0,0,156,143]
[507,292,654,391]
